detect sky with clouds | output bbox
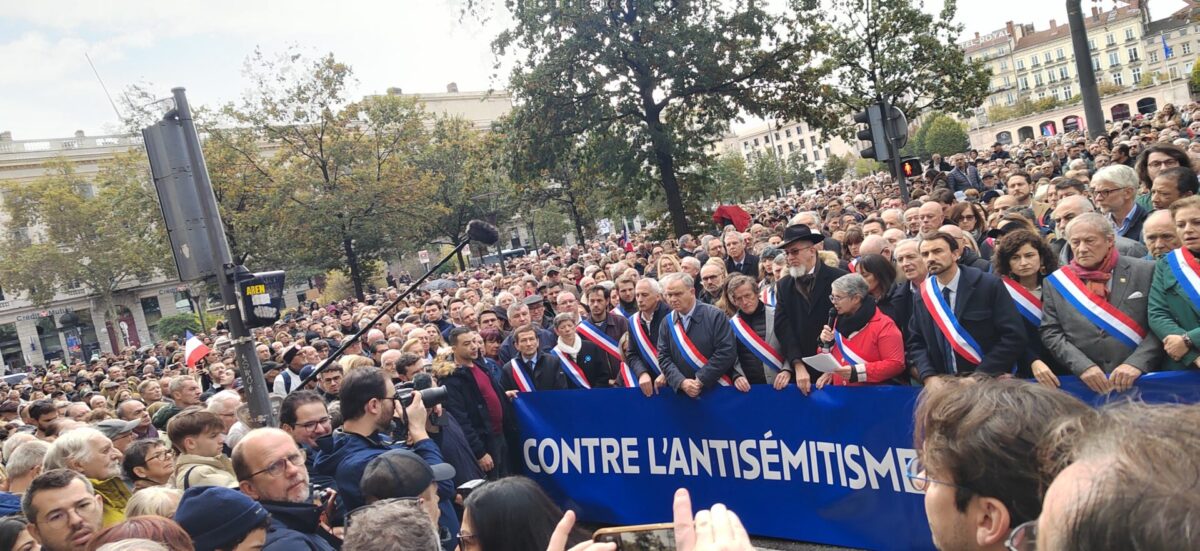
[0,0,1189,139]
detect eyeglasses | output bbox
[294,416,332,432]
[38,497,99,528]
[457,530,479,548]
[147,449,175,462]
[249,449,306,478]
[346,497,422,529]
[1148,159,1180,170]
[1092,187,1126,198]
[1006,520,1037,551]
[904,456,974,494]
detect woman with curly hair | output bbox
[992,229,1067,385]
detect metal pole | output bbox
[1067,0,1106,139]
[297,238,471,388]
[170,88,275,427]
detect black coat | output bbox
[556,340,613,388]
[497,326,555,365]
[499,353,568,391]
[725,254,761,278]
[905,266,1028,381]
[441,364,513,460]
[888,282,920,344]
[774,262,849,379]
[656,302,738,391]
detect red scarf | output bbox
[1067,247,1118,300]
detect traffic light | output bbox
[854,104,890,162]
[900,158,922,178]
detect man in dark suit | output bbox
[630,278,672,397]
[497,303,555,364]
[889,239,927,342]
[774,224,848,395]
[723,231,760,278]
[656,272,738,398]
[499,324,567,392]
[906,232,1027,388]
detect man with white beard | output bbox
[774,224,848,395]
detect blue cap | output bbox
[174,486,270,551]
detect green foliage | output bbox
[923,115,970,157]
[155,313,203,340]
[0,153,174,333]
[823,153,850,183]
[492,0,830,236]
[707,153,752,203]
[793,0,990,138]
[1190,63,1200,93]
[854,157,885,177]
[214,49,438,300]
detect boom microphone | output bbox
[467,219,500,246]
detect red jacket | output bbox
[829,308,906,386]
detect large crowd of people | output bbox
[0,109,1199,550]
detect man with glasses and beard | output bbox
[234,428,338,551]
[774,224,848,396]
[313,367,451,514]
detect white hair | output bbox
[680,257,702,270]
[206,390,242,413]
[790,211,820,227]
[1066,212,1116,240]
[637,278,662,295]
[96,540,170,551]
[660,272,694,289]
[832,274,870,299]
[1092,164,1138,190]
[43,427,105,471]
[5,440,49,479]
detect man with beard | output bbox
[42,428,128,528]
[907,232,1027,389]
[581,285,629,381]
[614,275,638,317]
[698,263,727,305]
[21,469,104,551]
[234,428,338,551]
[312,367,449,514]
[1005,171,1050,229]
[774,224,848,395]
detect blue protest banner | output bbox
[514,371,1200,550]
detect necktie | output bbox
[941,286,957,375]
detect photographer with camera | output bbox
[312,366,454,516]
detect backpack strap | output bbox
[182,465,200,490]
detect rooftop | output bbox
[1014,2,1145,52]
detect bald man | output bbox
[859,235,893,261]
[918,201,945,237]
[939,225,990,271]
[1142,209,1182,260]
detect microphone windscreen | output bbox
[467,219,500,245]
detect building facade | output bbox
[725,120,854,174]
[964,1,1200,145]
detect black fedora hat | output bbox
[780,224,824,248]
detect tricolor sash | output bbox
[920,276,984,365]
[552,347,593,389]
[669,313,733,386]
[760,286,776,308]
[1002,277,1043,327]
[628,312,661,376]
[729,314,783,373]
[1046,268,1147,349]
[611,305,628,319]
[1166,248,1200,313]
[848,258,859,273]
[577,319,636,389]
[509,358,535,392]
[833,329,867,367]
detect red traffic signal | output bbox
[900,158,922,178]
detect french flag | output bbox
[184,331,211,369]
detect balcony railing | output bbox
[0,134,142,155]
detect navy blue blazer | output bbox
[656,301,738,390]
[499,353,568,391]
[905,266,1027,381]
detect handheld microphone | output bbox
[820,306,838,350]
[466,219,500,246]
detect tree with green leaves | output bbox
[923,114,970,157]
[706,152,751,204]
[823,153,850,183]
[746,153,789,200]
[218,50,436,300]
[800,0,990,138]
[492,0,830,236]
[0,153,174,347]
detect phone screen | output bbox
[593,527,675,550]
